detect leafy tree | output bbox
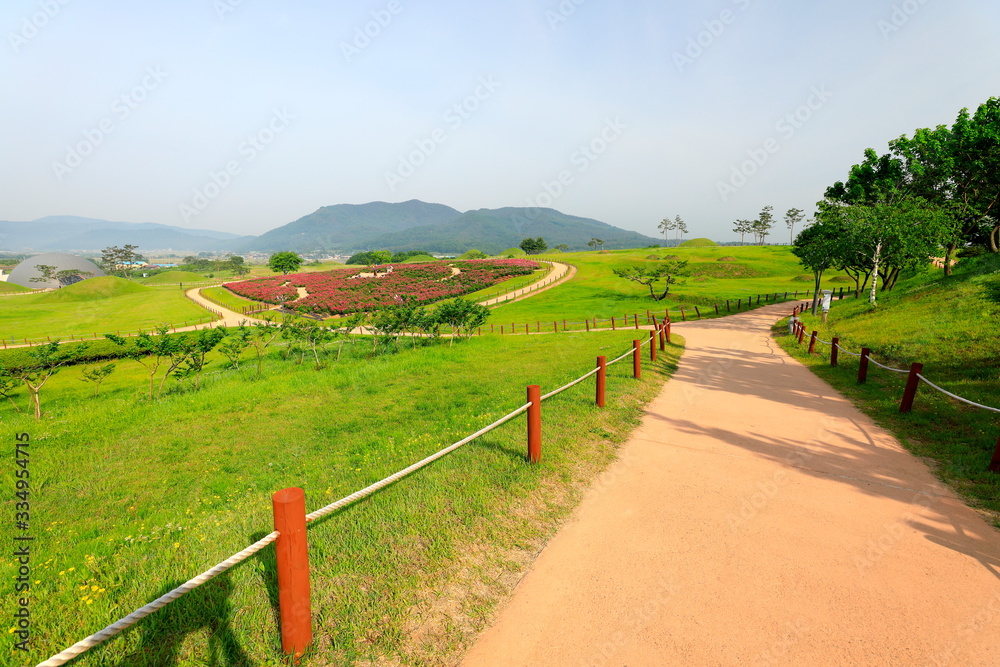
[588,237,604,251]
[555,244,569,252]
[106,326,176,399]
[0,367,23,412]
[79,363,116,397]
[29,264,58,284]
[268,251,304,275]
[674,215,688,241]
[10,341,82,419]
[247,319,282,375]
[219,325,252,369]
[435,298,490,345]
[100,244,144,278]
[174,328,227,389]
[752,205,774,244]
[519,237,548,255]
[785,208,804,245]
[657,217,674,242]
[612,260,689,300]
[792,220,843,315]
[732,219,754,245]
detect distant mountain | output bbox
[244,201,662,254]
[0,216,250,253]
[366,207,664,254]
[241,200,463,253]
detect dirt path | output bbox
[461,303,1000,666]
[478,261,573,307]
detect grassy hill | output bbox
[140,270,215,285]
[679,237,719,247]
[0,281,32,294]
[778,253,1000,522]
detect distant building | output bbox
[7,253,106,289]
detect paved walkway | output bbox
[462,303,1000,666]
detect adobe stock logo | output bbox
[8,0,73,53]
[178,108,294,223]
[877,0,932,39]
[52,66,169,183]
[716,85,833,202]
[340,0,404,62]
[673,0,753,72]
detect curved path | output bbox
[462,303,1000,666]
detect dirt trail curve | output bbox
[462,303,1000,666]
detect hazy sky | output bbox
[3,0,998,242]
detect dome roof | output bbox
[7,253,106,289]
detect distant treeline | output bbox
[346,250,432,265]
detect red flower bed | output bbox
[223,259,539,315]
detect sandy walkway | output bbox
[462,303,1000,666]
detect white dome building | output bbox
[7,253,106,289]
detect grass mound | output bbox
[401,254,438,263]
[496,247,528,258]
[456,249,488,260]
[829,275,855,283]
[679,237,719,247]
[717,256,737,262]
[141,270,211,284]
[0,281,32,293]
[687,262,766,279]
[791,274,814,282]
[36,276,151,302]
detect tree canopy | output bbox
[268,251,304,275]
[519,237,548,255]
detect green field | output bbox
[0,277,214,341]
[486,246,848,325]
[0,281,32,294]
[777,253,1000,522]
[1,328,682,666]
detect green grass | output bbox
[0,329,682,666]
[0,281,32,294]
[495,247,527,258]
[201,286,267,314]
[776,254,1000,523]
[485,246,849,325]
[678,237,719,247]
[401,254,438,263]
[0,277,214,341]
[139,270,215,285]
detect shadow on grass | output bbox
[115,573,251,667]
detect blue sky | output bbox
[3,0,998,242]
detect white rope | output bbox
[868,358,910,374]
[306,402,533,522]
[609,349,635,365]
[916,375,1000,414]
[37,532,280,667]
[541,367,600,400]
[816,337,833,346]
[835,344,863,358]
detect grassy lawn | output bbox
[0,277,214,342]
[486,246,850,325]
[0,281,33,294]
[1,328,683,666]
[775,253,1000,523]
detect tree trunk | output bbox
[811,270,823,315]
[990,224,999,253]
[944,241,957,276]
[869,242,882,307]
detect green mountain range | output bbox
[242,200,663,254]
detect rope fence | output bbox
[787,303,1000,473]
[37,323,674,666]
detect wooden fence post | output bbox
[596,357,606,408]
[899,363,924,413]
[831,337,839,367]
[527,385,542,463]
[714,304,719,315]
[726,300,730,312]
[632,340,641,379]
[808,331,818,354]
[694,306,701,319]
[858,348,871,383]
[680,308,686,321]
[658,324,665,351]
[989,436,1000,473]
[649,330,656,362]
[272,487,313,660]
[633,314,639,330]
[665,322,671,344]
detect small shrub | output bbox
[717,256,737,262]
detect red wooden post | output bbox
[808,331,818,354]
[694,306,701,319]
[899,363,923,413]
[553,321,557,332]
[527,385,542,463]
[680,308,686,321]
[586,320,590,332]
[989,435,1000,473]
[649,330,656,362]
[501,326,504,335]
[797,324,805,344]
[525,323,529,334]
[646,309,651,323]
[536,321,540,332]
[858,348,871,383]
[563,319,567,331]
[632,340,641,379]
[831,337,840,367]
[611,316,616,330]
[658,324,665,351]
[272,487,312,659]
[665,322,671,344]
[491,323,495,333]
[595,356,606,407]
[633,314,638,330]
